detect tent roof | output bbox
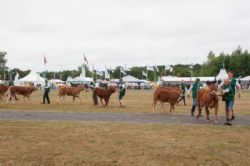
[242,76,250,81]
[122,75,141,82]
[69,77,93,82]
[17,71,45,83]
[161,76,215,82]
[49,79,65,83]
[216,68,228,80]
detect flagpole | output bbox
[120,67,121,79]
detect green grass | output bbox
[0,89,249,115]
[0,121,250,165]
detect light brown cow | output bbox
[93,86,116,107]
[57,85,85,104]
[0,85,9,100]
[6,85,37,103]
[152,86,182,114]
[196,82,219,122]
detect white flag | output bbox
[165,65,171,70]
[108,66,115,73]
[142,71,147,77]
[123,64,130,71]
[96,70,103,76]
[120,67,127,75]
[154,65,159,72]
[147,65,154,71]
[105,67,110,79]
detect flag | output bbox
[44,55,47,65]
[80,65,86,77]
[154,65,159,72]
[95,70,103,76]
[142,71,147,77]
[107,66,114,73]
[123,64,130,71]
[121,70,127,75]
[120,67,127,75]
[147,65,154,71]
[165,65,171,70]
[83,53,89,65]
[105,66,110,79]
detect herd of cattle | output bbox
[0,82,221,122]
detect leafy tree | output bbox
[0,51,7,80]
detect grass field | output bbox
[0,121,249,165]
[0,89,249,115]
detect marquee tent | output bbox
[216,68,228,80]
[15,71,45,86]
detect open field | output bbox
[0,89,249,115]
[0,121,250,165]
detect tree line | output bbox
[1,46,249,81]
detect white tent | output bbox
[67,76,93,84]
[122,75,141,82]
[15,71,45,86]
[242,76,250,81]
[49,79,64,84]
[216,68,228,80]
[161,75,215,82]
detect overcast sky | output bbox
[0,0,250,71]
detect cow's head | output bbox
[108,86,116,94]
[76,84,85,91]
[209,81,218,92]
[30,86,38,93]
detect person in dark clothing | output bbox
[118,79,126,108]
[41,79,50,104]
[90,81,98,105]
[177,80,187,105]
[188,78,203,116]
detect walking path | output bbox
[0,110,250,126]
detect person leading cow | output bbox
[188,78,203,116]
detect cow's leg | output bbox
[56,95,61,104]
[11,95,15,103]
[73,96,75,103]
[160,101,164,108]
[172,104,175,115]
[104,99,109,107]
[196,101,202,119]
[28,96,31,103]
[78,96,83,104]
[100,98,104,107]
[169,104,173,115]
[214,105,218,123]
[152,99,157,113]
[205,106,210,121]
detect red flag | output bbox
[84,53,88,64]
[44,55,47,65]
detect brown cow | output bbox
[0,85,9,100]
[94,86,116,107]
[57,85,85,104]
[6,85,37,103]
[196,82,219,122]
[152,86,182,114]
